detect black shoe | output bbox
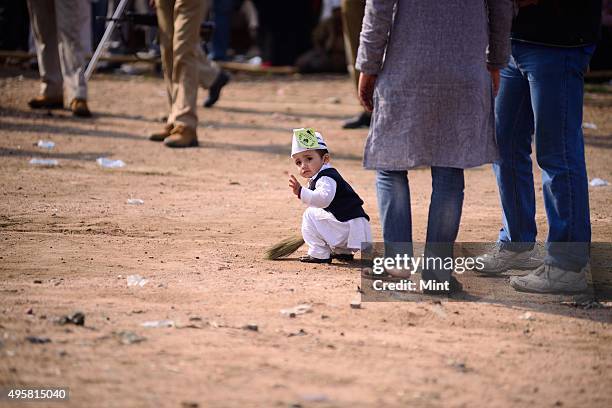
[422,276,463,295]
[299,255,332,264]
[204,71,230,108]
[342,111,371,129]
[331,253,354,261]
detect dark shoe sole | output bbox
[342,122,369,129]
[342,113,371,129]
[29,102,64,110]
[72,110,92,118]
[331,254,354,261]
[149,134,170,142]
[164,140,199,148]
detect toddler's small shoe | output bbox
[299,255,332,264]
[331,253,354,261]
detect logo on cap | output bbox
[294,128,319,149]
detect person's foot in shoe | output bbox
[342,111,371,129]
[299,255,332,264]
[28,95,64,110]
[478,245,542,275]
[70,98,92,117]
[509,264,588,294]
[163,125,198,148]
[204,71,230,108]
[149,124,174,142]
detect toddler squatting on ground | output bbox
[288,128,372,263]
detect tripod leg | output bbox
[85,0,131,80]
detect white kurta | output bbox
[300,164,372,259]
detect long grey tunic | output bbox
[356,0,513,170]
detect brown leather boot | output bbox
[28,95,64,109]
[70,98,92,117]
[149,124,174,142]
[163,125,198,148]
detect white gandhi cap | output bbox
[290,128,329,157]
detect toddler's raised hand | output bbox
[289,175,302,198]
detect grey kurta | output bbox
[356,0,513,170]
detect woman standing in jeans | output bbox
[356,0,513,293]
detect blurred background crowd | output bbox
[0,0,352,73]
[1,1,612,131]
[2,1,612,72]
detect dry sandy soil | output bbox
[1,67,611,408]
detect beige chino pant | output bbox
[340,0,366,91]
[197,47,220,89]
[27,0,89,101]
[156,0,205,130]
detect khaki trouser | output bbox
[27,0,89,101]
[197,47,220,89]
[197,0,219,89]
[156,0,205,130]
[341,0,366,90]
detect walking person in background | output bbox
[340,0,370,129]
[209,0,235,61]
[26,0,92,117]
[357,0,513,294]
[149,0,205,148]
[479,0,603,294]
[197,46,231,108]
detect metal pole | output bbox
[85,0,132,80]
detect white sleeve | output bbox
[300,176,337,208]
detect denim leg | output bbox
[376,170,412,258]
[493,51,537,253]
[423,167,464,281]
[426,167,465,243]
[521,44,593,270]
[211,0,234,61]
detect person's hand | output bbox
[358,73,377,112]
[289,175,302,198]
[488,67,500,97]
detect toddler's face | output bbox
[293,150,328,179]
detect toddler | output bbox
[288,128,372,263]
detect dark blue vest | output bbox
[308,168,370,222]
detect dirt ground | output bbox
[1,68,611,408]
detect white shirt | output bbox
[299,163,337,208]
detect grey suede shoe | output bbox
[478,247,542,275]
[510,264,588,294]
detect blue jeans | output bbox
[493,41,593,271]
[210,0,235,61]
[377,167,464,280]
